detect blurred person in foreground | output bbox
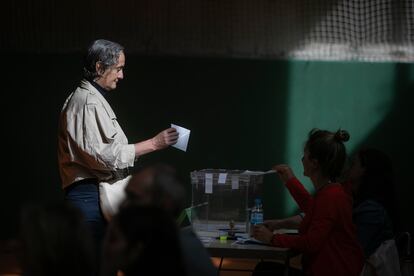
[103,204,187,276]
[19,202,95,276]
[101,163,217,276]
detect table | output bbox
[203,238,296,276]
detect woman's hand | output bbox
[265,215,303,230]
[263,219,283,231]
[273,164,295,183]
[253,224,274,244]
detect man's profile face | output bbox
[96,51,125,91]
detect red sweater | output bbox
[272,177,364,276]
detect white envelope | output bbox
[171,123,191,152]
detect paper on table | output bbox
[274,229,299,234]
[231,175,239,190]
[205,173,213,194]
[218,173,227,184]
[235,237,270,245]
[240,170,277,175]
[171,124,191,152]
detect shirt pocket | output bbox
[90,105,118,144]
[101,117,118,143]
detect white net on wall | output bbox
[290,0,414,61]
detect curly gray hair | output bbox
[83,39,124,80]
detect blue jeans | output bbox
[64,179,107,259]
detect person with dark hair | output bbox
[122,164,187,217]
[102,205,187,276]
[103,163,217,276]
[261,147,397,258]
[345,148,395,257]
[19,202,95,276]
[253,128,364,276]
[57,39,178,256]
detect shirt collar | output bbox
[87,78,108,98]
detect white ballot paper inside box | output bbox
[171,123,191,152]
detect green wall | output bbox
[285,62,399,213]
[2,54,413,239]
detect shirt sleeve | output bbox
[285,177,313,213]
[70,102,135,171]
[342,181,353,196]
[272,191,338,253]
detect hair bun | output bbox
[335,129,350,142]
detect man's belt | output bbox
[111,168,130,180]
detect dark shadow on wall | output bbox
[2,0,341,55]
[351,63,414,236]
[1,54,290,239]
[108,55,290,221]
[2,54,83,239]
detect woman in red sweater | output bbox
[253,128,364,276]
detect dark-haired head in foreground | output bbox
[19,202,95,276]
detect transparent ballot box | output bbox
[190,169,264,235]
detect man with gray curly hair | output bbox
[57,39,178,260]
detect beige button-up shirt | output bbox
[58,79,135,189]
